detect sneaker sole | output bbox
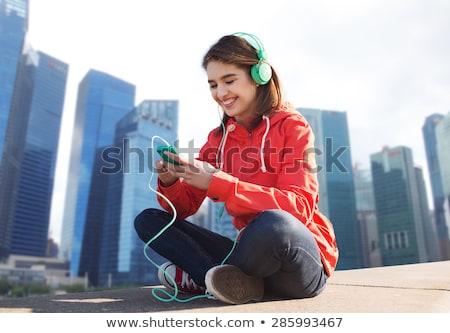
[205,265,264,305]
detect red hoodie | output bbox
[157,103,338,277]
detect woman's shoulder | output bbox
[272,102,310,129]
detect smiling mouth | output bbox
[222,98,237,108]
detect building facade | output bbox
[0,0,29,261]
[97,99,179,287]
[297,107,361,270]
[60,70,135,285]
[0,0,68,260]
[353,167,381,268]
[8,49,68,256]
[422,113,450,260]
[435,113,450,259]
[370,146,431,265]
[414,166,439,262]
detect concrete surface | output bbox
[0,260,449,313]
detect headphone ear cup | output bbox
[251,61,272,85]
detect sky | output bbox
[26,0,450,244]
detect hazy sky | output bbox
[27,0,450,244]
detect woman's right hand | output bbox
[155,159,179,187]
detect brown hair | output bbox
[202,35,283,133]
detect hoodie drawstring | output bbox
[216,126,230,170]
[260,115,270,173]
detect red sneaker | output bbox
[158,262,205,295]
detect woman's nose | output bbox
[216,84,228,99]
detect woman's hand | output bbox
[162,152,217,190]
[155,158,179,187]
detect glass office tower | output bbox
[414,166,439,262]
[60,70,135,284]
[8,49,68,256]
[353,167,381,267]
[0,0,27,159]
[0,0,28,260]
[435,113,450,259]
[370,146,430,265]
[297,107,361,269]
[97,99,179,287]
[422,114,450,260]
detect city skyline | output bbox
[24,0,450,244]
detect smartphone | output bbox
[156,145,182,165]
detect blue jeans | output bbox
[134,208,327,299]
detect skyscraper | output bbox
[297,107,361,269]
[97,99,179,287]
[422,114,450,260]
[8,49,68,256]
[370,146,432,265]
[1,0,67,259]
[353,167,381,268]
[414,166,439,262]
[0,0,29,260]
[435,112,450,259]
[60,70,135,283]
[0,0,27,159]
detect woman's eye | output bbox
[225,80,234,85]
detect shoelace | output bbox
[180,270,202,291]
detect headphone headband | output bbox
[232,32,268,60]
[231,32,272,85]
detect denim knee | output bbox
[134,208,169,241]
[134,208,154,231]
[249,209,303,241]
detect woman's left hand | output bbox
[163,152,217,190]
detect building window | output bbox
[393,233,399,249]
[399,231,408,248]
[384,231,409,250]
[385,233,393,250]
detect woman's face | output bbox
[206,61,258,127]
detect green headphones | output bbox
[232,32,272,85]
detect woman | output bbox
[134,32,338,305]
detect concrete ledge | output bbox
[0,260,449,313]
